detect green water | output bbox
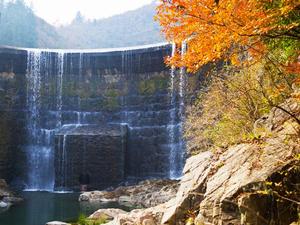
[0,192,128,225]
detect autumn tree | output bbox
[156,0,300,152]
[156,0,300,72]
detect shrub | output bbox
[185,60,295,154]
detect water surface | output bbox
[0,191,127,225]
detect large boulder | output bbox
[103,203,167,225]
[89,208,127,221]
[162,152,213,224]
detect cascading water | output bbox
[179,41,187,114]
[61,135,67,188]
[74,53,90,126]
[56,52,91,190]
[25,50,66,191]
[56,52,64,128]
[168,42,186,179]
[23,44,187,190]
[177,41,187,173]
[77,53,83,124]
[26,50,54,191]
[168,43,179,178]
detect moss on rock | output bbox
[138,76,168,95]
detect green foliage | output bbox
[103,97,119,111]
[185,60,295,153]
[101,88,120,110]
[138,76,168,95]
[264,1,300,64]
[105,89,119,98]
[266,33,300,68]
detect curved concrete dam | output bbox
[0,43,192,191]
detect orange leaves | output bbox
[156,0,300,72]
[286,56,300,75]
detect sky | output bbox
[24,0,154,26]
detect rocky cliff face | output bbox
[164,95,300,225]
[92,94,299,225]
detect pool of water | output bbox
[0,191,128,225]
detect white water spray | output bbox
[168,42,187,179]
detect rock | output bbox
[118,195,132,205]
[253,115,270,137]
[142,218,156,225]
[0,178,22,209]
[104,203,167,225]
[162,151,213,224]
[88,208,127,220]
[46,222,70,225]
[0,179,8,188]
[268,99,300,130]
[0,201,9,208]
[0,179,13,198]
[80,179,179,208]
[78,193,89,201]
[194,213,210,225]
[2,196,23,203]
[79,190,118,202]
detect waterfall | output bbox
[168,43,178,179]
[62,135,67,188]
[76,112,81,124]
[168,42,186,179]
[76,53,85,125]
[179,41,187,113]
[25,50,65,191]
[56,52,64,128]
[26,50,55,191]
[177,41,187,173]
[79,53,83,77]
[23,44,186,189]
[26,50,41,143]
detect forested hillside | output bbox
[57,3,164,48]
[0,0,38,47]
[0,0,164,49]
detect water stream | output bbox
[25,50,55,191]
[168,42,186,179]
